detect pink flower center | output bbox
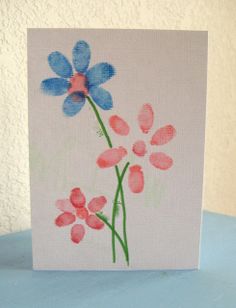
[68,73,88,96]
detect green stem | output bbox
[86,95,130,265]
[86,97,120,189]
[96,213,126,254]
[111,162,130,264]
[120,184,129,265]
[86,96,113,148]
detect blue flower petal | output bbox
[89,86,113,110]
[41,78,70,96]
[72,41,91,73]
[48,52,73,78]
[86,63,115,87]
[63,92,86,116]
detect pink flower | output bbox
[106,103,176,193]
[55,188,107,244]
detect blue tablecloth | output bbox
[0,211,236,308]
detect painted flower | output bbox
[55,188,107,244]
[98,103,176,193]
[41,41,115,116]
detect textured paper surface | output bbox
[28,29,207,270]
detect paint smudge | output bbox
[89,86,113,110]
[86,214,104,230]
[151,125,176,145]
[55,212,76,227]
[132,140,147,157]
[70,188,86,208]
[109,115,130,136]
[48,51,73,78]
[138,104,154,134]
[97,146,127,168]
[41,78,70,96]
[128,165,144,193]
[86,62,115,87]
[88,196,107,213]
[149,152,173,170]
[63,92,86,117]
[56,199,75,213]
[76,207,89,220]
[71,224,85,244]
[72,40,91,73]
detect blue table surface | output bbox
[0,211,236,308]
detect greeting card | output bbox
[28,29,207,270]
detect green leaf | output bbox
[96,128,104,137]
[114,200,121,217]
[97,211,108,221]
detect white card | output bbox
[28,29,207,270]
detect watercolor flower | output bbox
[101,103,176,193]
[41,41,115,116]
[55,188,107,244]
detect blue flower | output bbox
[41,41,115,117]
